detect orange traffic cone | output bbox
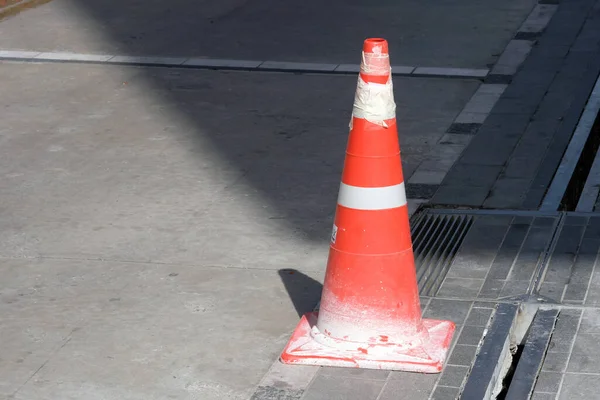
[279,38,455,372]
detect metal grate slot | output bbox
[410,211,474,296]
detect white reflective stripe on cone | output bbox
[337,182,407,210]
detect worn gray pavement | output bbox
[431,0,600,210]
[2,0,600,399]
[0,62,477,253]
[0,60,477,399]
[0,0,536,68]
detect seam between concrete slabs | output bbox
[0,50,489,79]
[0,255,328,273]
[561,372,600,376]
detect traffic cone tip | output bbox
[363,38,389,55]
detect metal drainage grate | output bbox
[410,211,474,296]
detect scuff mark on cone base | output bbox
[280,312,455,372]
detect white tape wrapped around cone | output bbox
[350,51,396,128]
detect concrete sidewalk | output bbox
[1,0,600,399]
[0,61,478,400]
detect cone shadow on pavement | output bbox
[278,269,323,318]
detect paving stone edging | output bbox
[0,50,489,79]
[406,1,559,204]
[430,0,600,210]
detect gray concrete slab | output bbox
[0,59,478,398]
[1,258,323,400]
[0,0,536,68]
[0,257,125,397]
[0,62,478,255]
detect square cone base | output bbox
[280,311,455,373]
